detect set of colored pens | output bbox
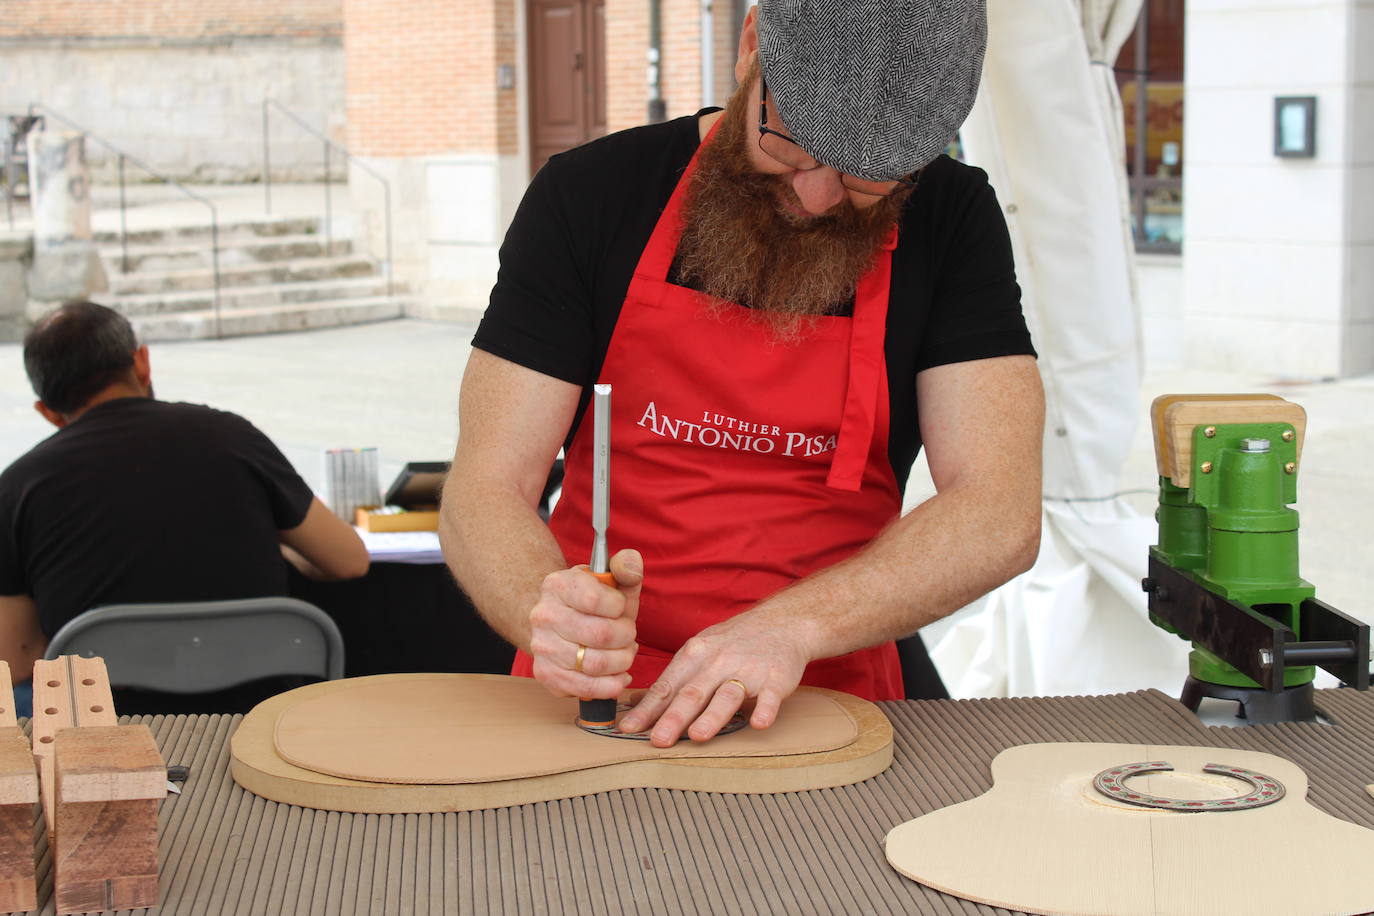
[322,446,381,523]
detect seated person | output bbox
[0,301,369,711]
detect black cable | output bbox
[1043,488,1155,504]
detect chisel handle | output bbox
[578,570,620,728]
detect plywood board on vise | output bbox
[1153,396,1305,487]
[1148,394,1285,480]
[232,673,893,813]
[886,742,1374,916]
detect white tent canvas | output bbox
[922,0,1190,698]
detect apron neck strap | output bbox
[824,225,898,492]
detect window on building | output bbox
[1116,0,1184,252]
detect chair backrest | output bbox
[44,597,345,694]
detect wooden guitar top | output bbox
[886,742,1374,916]
[232,673,892,813]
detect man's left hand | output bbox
[615,610,809,747]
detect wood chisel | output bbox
[577,384,619,731]
[573,384,748,742]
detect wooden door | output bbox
[528,0,606,176]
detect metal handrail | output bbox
[261,99,393,297]
[26,103,223,338]
[2,115,40,230]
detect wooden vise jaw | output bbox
[1149,393,1306,487]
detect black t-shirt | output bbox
[0,397,314,636]
[473,111,1036,491]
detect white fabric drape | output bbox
[923,0,1189,697]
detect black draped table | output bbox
[288,563,515,678]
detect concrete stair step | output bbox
[131,296,410,341]
[92,216,321,246]
[99,233,352,272]
[422,303,486,325]
[109,276,398,317]
[106,255,380,295]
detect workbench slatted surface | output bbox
[14,688,1374,915]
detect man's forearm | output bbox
[0,594,47,682]
[749,354,1046,667]
[748,480,1041,663]
[443,349,584,654]
[439,476,568,653]
[280,543,356,582]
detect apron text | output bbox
[635,401,837,458]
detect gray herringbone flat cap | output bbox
[756,0,987,180]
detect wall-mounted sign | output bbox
[1274,96,1317,158]
[427,159,498,246]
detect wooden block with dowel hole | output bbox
[31,656,164,915]
[0,661,37,914]
[1150,394,1305,488]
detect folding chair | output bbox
[44,597,345,694]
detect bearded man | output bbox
[441,0,1044,746]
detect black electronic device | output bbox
[383,461,449,509]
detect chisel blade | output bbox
[591,383,611,573]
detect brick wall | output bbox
[343,0,517,157]
[604,1,747,133]
[0,0,340,40]
[605,0,648,133]
[494,0,518,156]
[660,0,702,120]
[711,0,742,107]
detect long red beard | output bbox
[675,77,911,341]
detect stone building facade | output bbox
[1127,0,1373,378]
[2,0,346,181]
[1177,0,1374,377]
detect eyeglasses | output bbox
[757,76,918,197]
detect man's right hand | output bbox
[528,548,643,698]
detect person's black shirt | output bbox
[473,110,1036,493]
[0,397,314,636]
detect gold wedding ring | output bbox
[574,645,587,673]
[724,678,748,696]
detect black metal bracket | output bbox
[1145,556,1287,690]
[1143,556,1370,691]
[1297,597,1370,690]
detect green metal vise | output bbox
[1144,395,1369,723]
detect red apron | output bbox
[512,120,905,701]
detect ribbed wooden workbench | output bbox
[15,688,1374,915]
